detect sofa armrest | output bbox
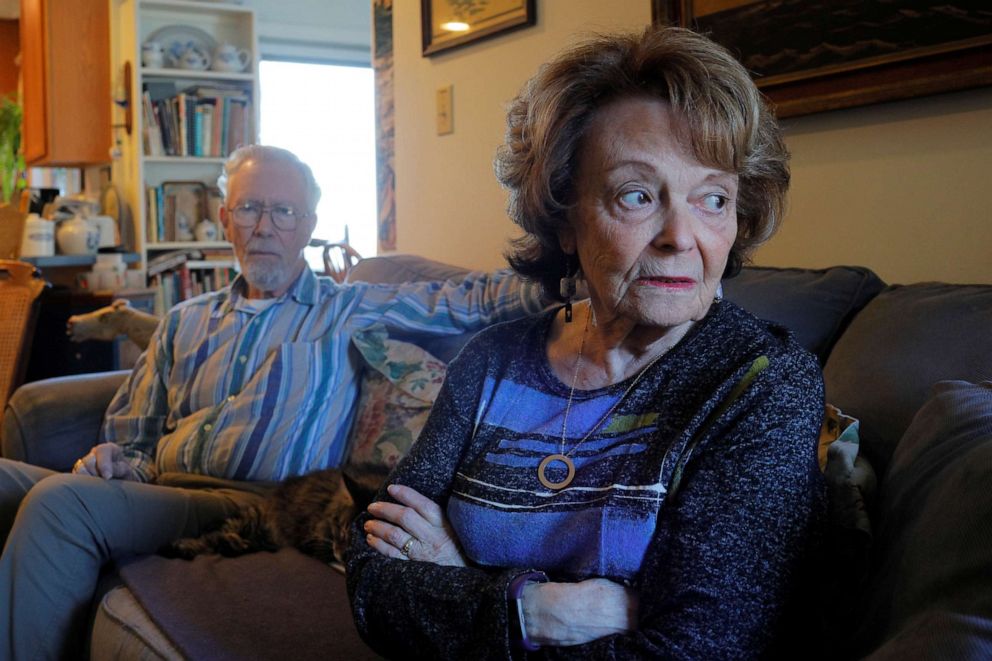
[1,371,129,471]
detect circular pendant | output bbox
[537,453,575,490]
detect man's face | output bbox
[220,158,317,299]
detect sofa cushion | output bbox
[91,586,185,660]
[853,381,992,657]
[346,326,446,471]
[348,254,471,285]
[116,550,382,660]
[721,265,885,364]
[823,283,992,472]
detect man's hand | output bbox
[364,484,468,567]
[72,443,137,481]
[523,578,639,646]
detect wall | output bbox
[391,0,649,270]
[763,87,992,285]
[390,1,992,284]
[243,0,371,64]
[0,19,18,97]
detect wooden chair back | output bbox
[309,239,362,284]
[0,261,46,427]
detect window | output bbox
[259,61,377,265]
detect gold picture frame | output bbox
[422,0,536,57]
[652,0,992,118]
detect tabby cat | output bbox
[164,465,386,564]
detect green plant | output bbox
[0,95,25,205]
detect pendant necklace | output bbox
[537,307,668,491]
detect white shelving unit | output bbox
[111,0,259,287]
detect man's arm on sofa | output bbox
[1,371,129,471]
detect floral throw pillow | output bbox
[346,326,447,471]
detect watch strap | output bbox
[508,571,548,652]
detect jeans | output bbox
[0,458,266,660]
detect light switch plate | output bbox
[436,85,453,135]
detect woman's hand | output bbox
[523,578,639,646]
[364,484,468,567]
[71,442,137,480]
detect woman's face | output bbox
[561,96,738,332]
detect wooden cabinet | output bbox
[20,0,112,166]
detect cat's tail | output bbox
[161,505,277,560]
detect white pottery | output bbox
[19,214,55,258]
[89,215,119,248]
[212,44,250,72]
[142,41,166,68]
[56,215,100,256]
[178,45,211,71]
[195,219,219,242]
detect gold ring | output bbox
[400,537,415,557]
[73,459,85,474]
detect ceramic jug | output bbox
[212,44,251,72]
[56,215,100,255]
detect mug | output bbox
[142,41,166,68]
[89,215,119,248]
[212,44,251,72]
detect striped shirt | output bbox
[101,267,545,482]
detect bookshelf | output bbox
[111,0,259,312]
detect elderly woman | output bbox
[347,26,825,659]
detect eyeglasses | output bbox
[227,201,311,231]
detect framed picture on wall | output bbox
[652,0,992,118]
[422,0,536,57]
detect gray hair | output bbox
[496,27,790,298]
[217,144,322,211]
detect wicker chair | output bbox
[0,260,46,427]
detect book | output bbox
[147,250,189,277]
[178,265,193,300]
[141,91,164,156]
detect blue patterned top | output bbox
[349,301,827,659]
[101,268,545,482]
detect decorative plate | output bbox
[145,25,219,68]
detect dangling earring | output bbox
[560,254,577,323]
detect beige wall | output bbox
[391,2,992,285]
[762,87,992,284]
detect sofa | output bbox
[3,253,991,660]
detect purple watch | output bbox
[508,571,548,652]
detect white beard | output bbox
[241,258,288,296]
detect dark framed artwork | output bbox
[652,0,992,117]
[422,0,536,57]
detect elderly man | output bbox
[0,145,547,659]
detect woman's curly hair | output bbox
[495,26,790,299]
